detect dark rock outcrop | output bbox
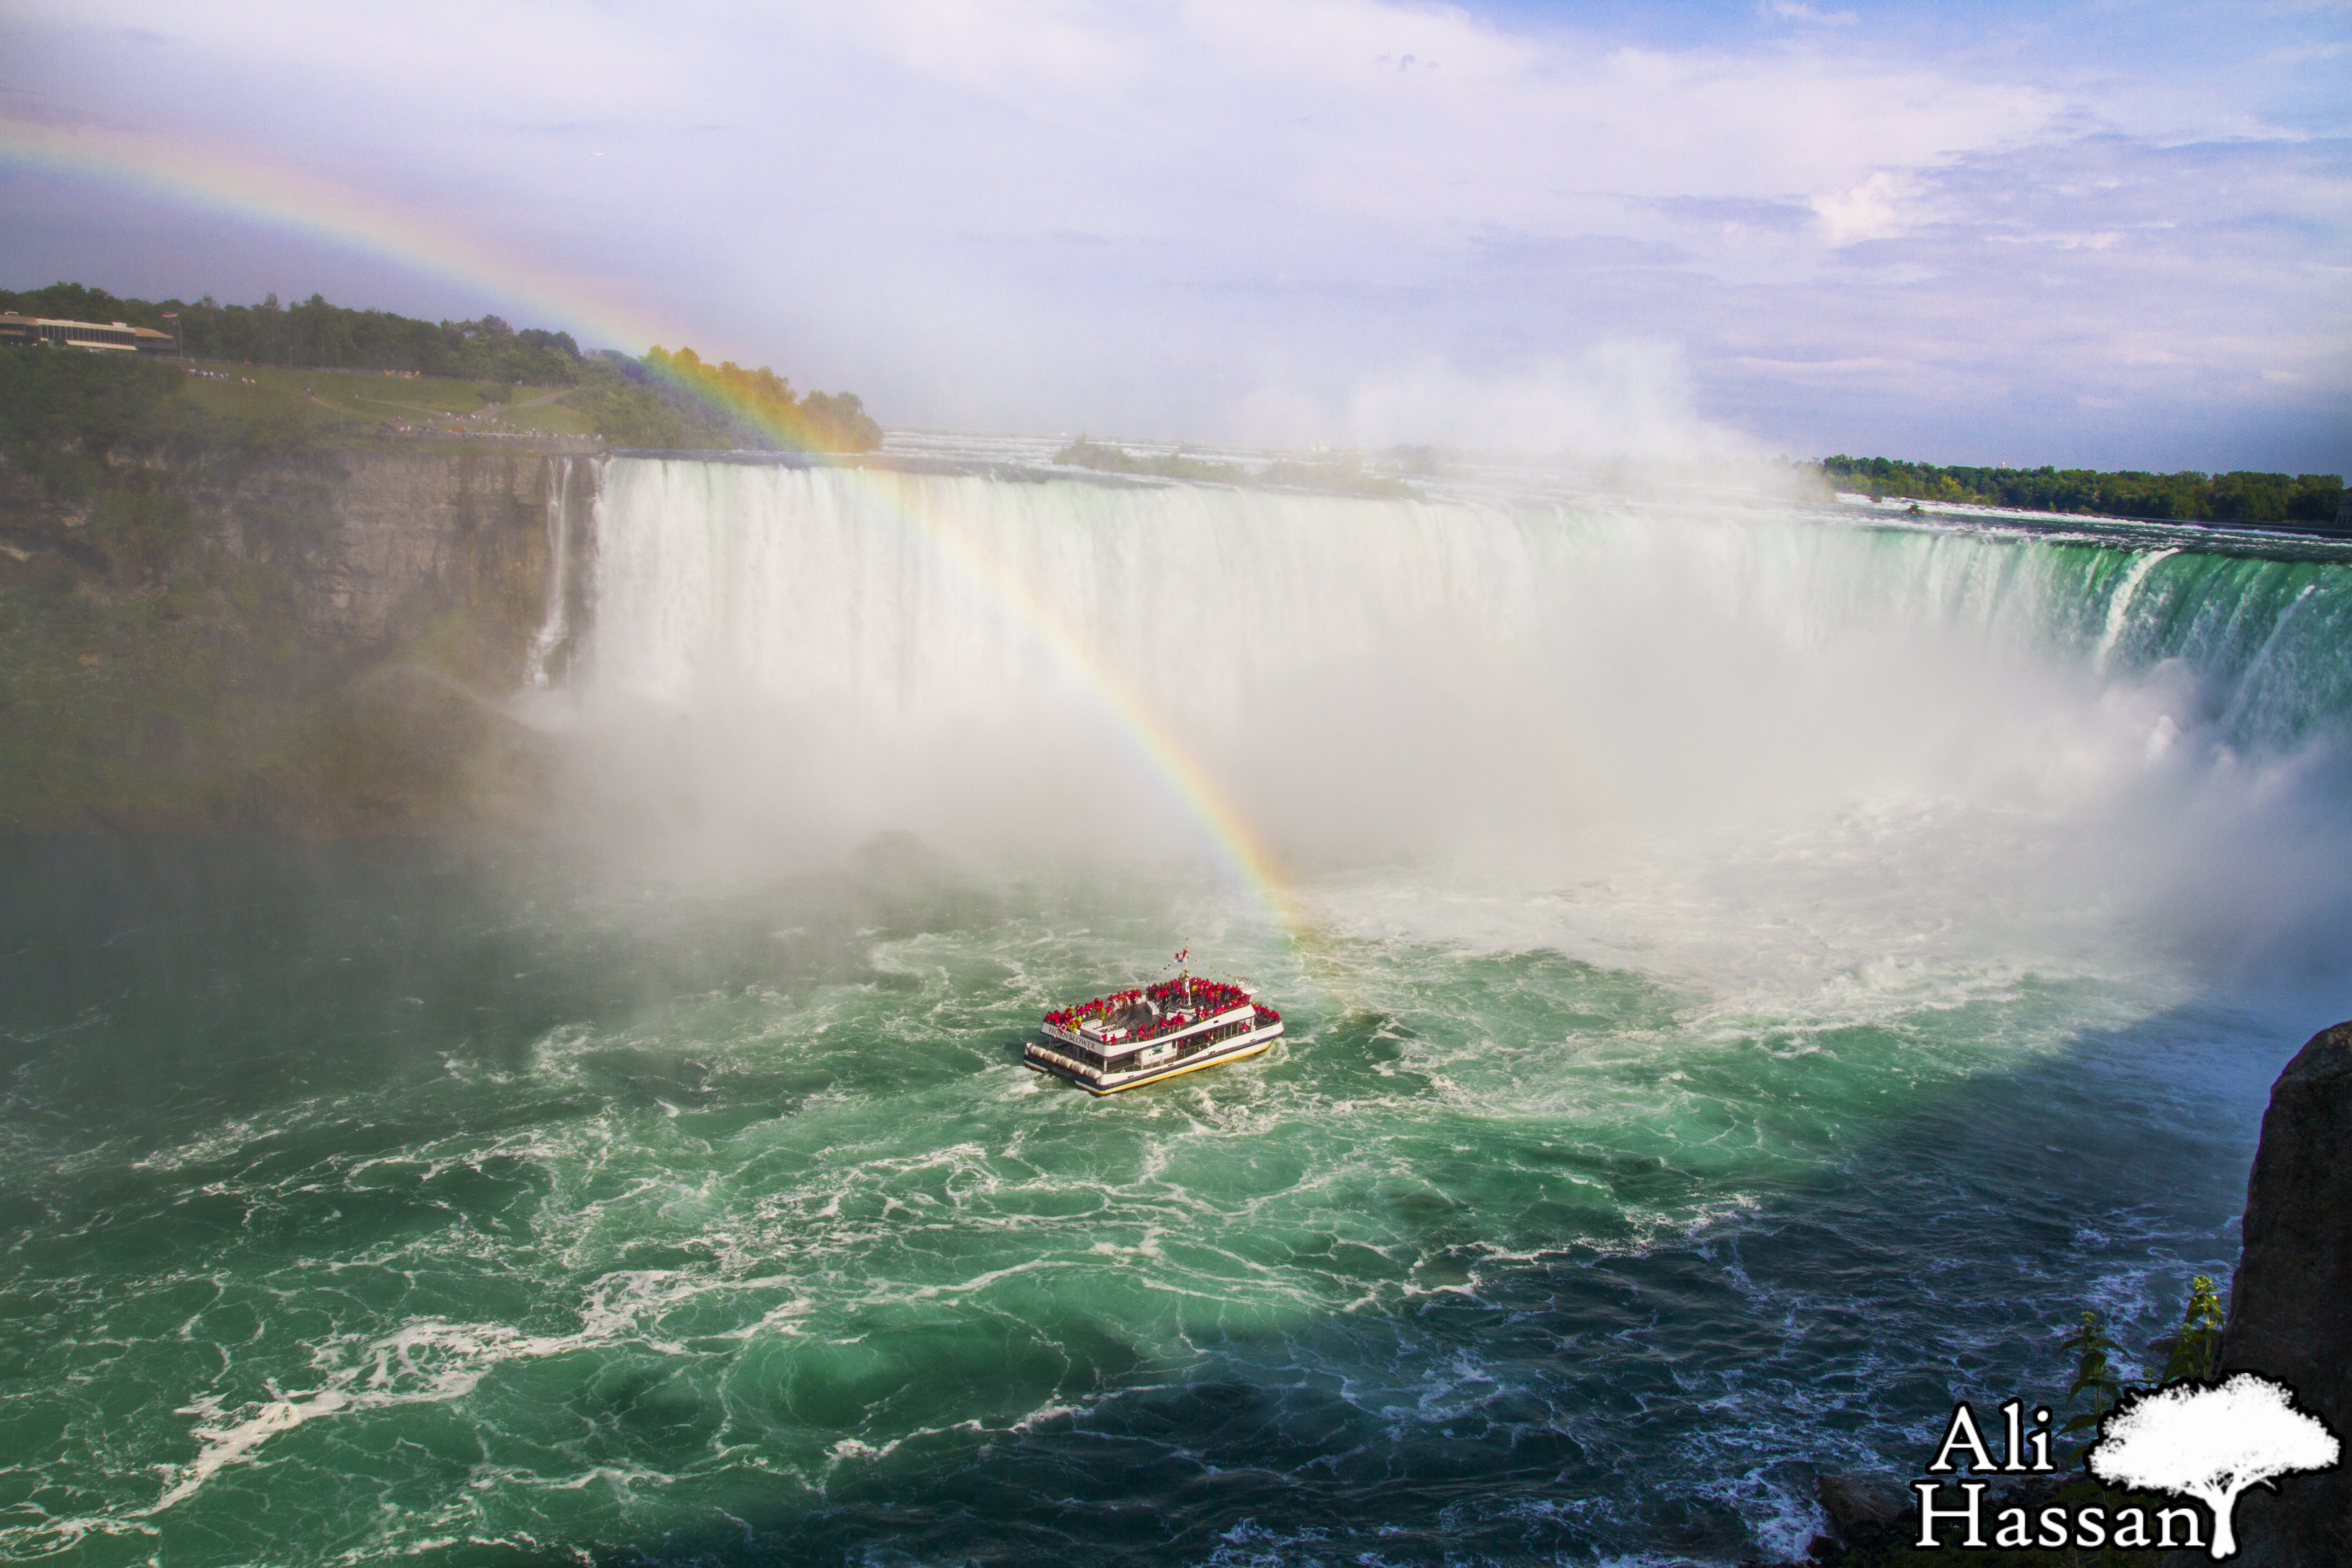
[2217,1019,2352,1567]
[1813,1473,1911,1553]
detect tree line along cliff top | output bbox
[1827,453,2343,530]
[0,280,882,455]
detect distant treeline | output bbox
[0,281,881,452]
[1,280,583,385]
[1053,437,1414,499]
[622,346,881,453]
[1054,437,1249,485]
[1826,455,2343,528]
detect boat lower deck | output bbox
[1024,1020,1283,1094]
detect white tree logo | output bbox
[2088,1372,2341,1560]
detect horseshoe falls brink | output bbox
[5,448,2348,1567]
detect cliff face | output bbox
[2217,1019,2352,1567]
[215,448,569,649]
[0,444,598,835]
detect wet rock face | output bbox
[2218,1019,2352,1567]
[207,448,575,654]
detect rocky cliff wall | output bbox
[185,446,592,658]
[2217,1019,2352,1567]
[0,444,598,835]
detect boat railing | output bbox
[1044,980,1253,1036]
[1105,1000,1255,1046]
[1048,998,1255,1049]
[1031,1013,1272,1079]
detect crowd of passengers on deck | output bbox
[1043,978,1257,1040]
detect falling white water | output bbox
[524,456,591,691]
[2095,546,2176,671]
[575,454,2352,985]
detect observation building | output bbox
[0,314,177,354]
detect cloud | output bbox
[4,0,2347,469]
[1731,356,1912,377]
[1764,0,1860,25]
[1237,344,1761,457]
[1810,171,1926,245]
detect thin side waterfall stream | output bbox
[2,445,2346,1566]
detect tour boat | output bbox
[1024,970,1283,1094]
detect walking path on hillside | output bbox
[341,388,573,419]
[301,387,593,446]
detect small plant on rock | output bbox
[2059,1309,2127,1456]
[2159,1274,2225,1385]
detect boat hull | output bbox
[1024,1022,1282,1094]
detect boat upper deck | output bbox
[1042,976,1256,1051]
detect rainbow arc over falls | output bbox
[854,475,1306,931]
[1,113,1307,939]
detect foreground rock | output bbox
[1813,1473,1911,1555]
[2217,1019,2352,1567]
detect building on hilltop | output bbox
[0,313,177,355]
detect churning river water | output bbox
[4,443,2348,1566]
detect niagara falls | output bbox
[4,2,2349,1565]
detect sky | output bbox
[2,0,2347,470]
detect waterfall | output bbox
[585,457,2350,753]
[524,455,598,690]
[574,454,2352,973]
[2093,546,2176,672]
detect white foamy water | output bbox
[579,451,2352,995]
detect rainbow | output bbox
[810,457,1305,925]
[2,113,1309,941]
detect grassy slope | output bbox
[166,360,600,439]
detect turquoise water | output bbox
[5,475,2349,1565]
[0,839,2311,1566]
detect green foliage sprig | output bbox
[2053,1276,2230,1473]
[2059,1309,2127,1448]
[2159,1274,2225,1385]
